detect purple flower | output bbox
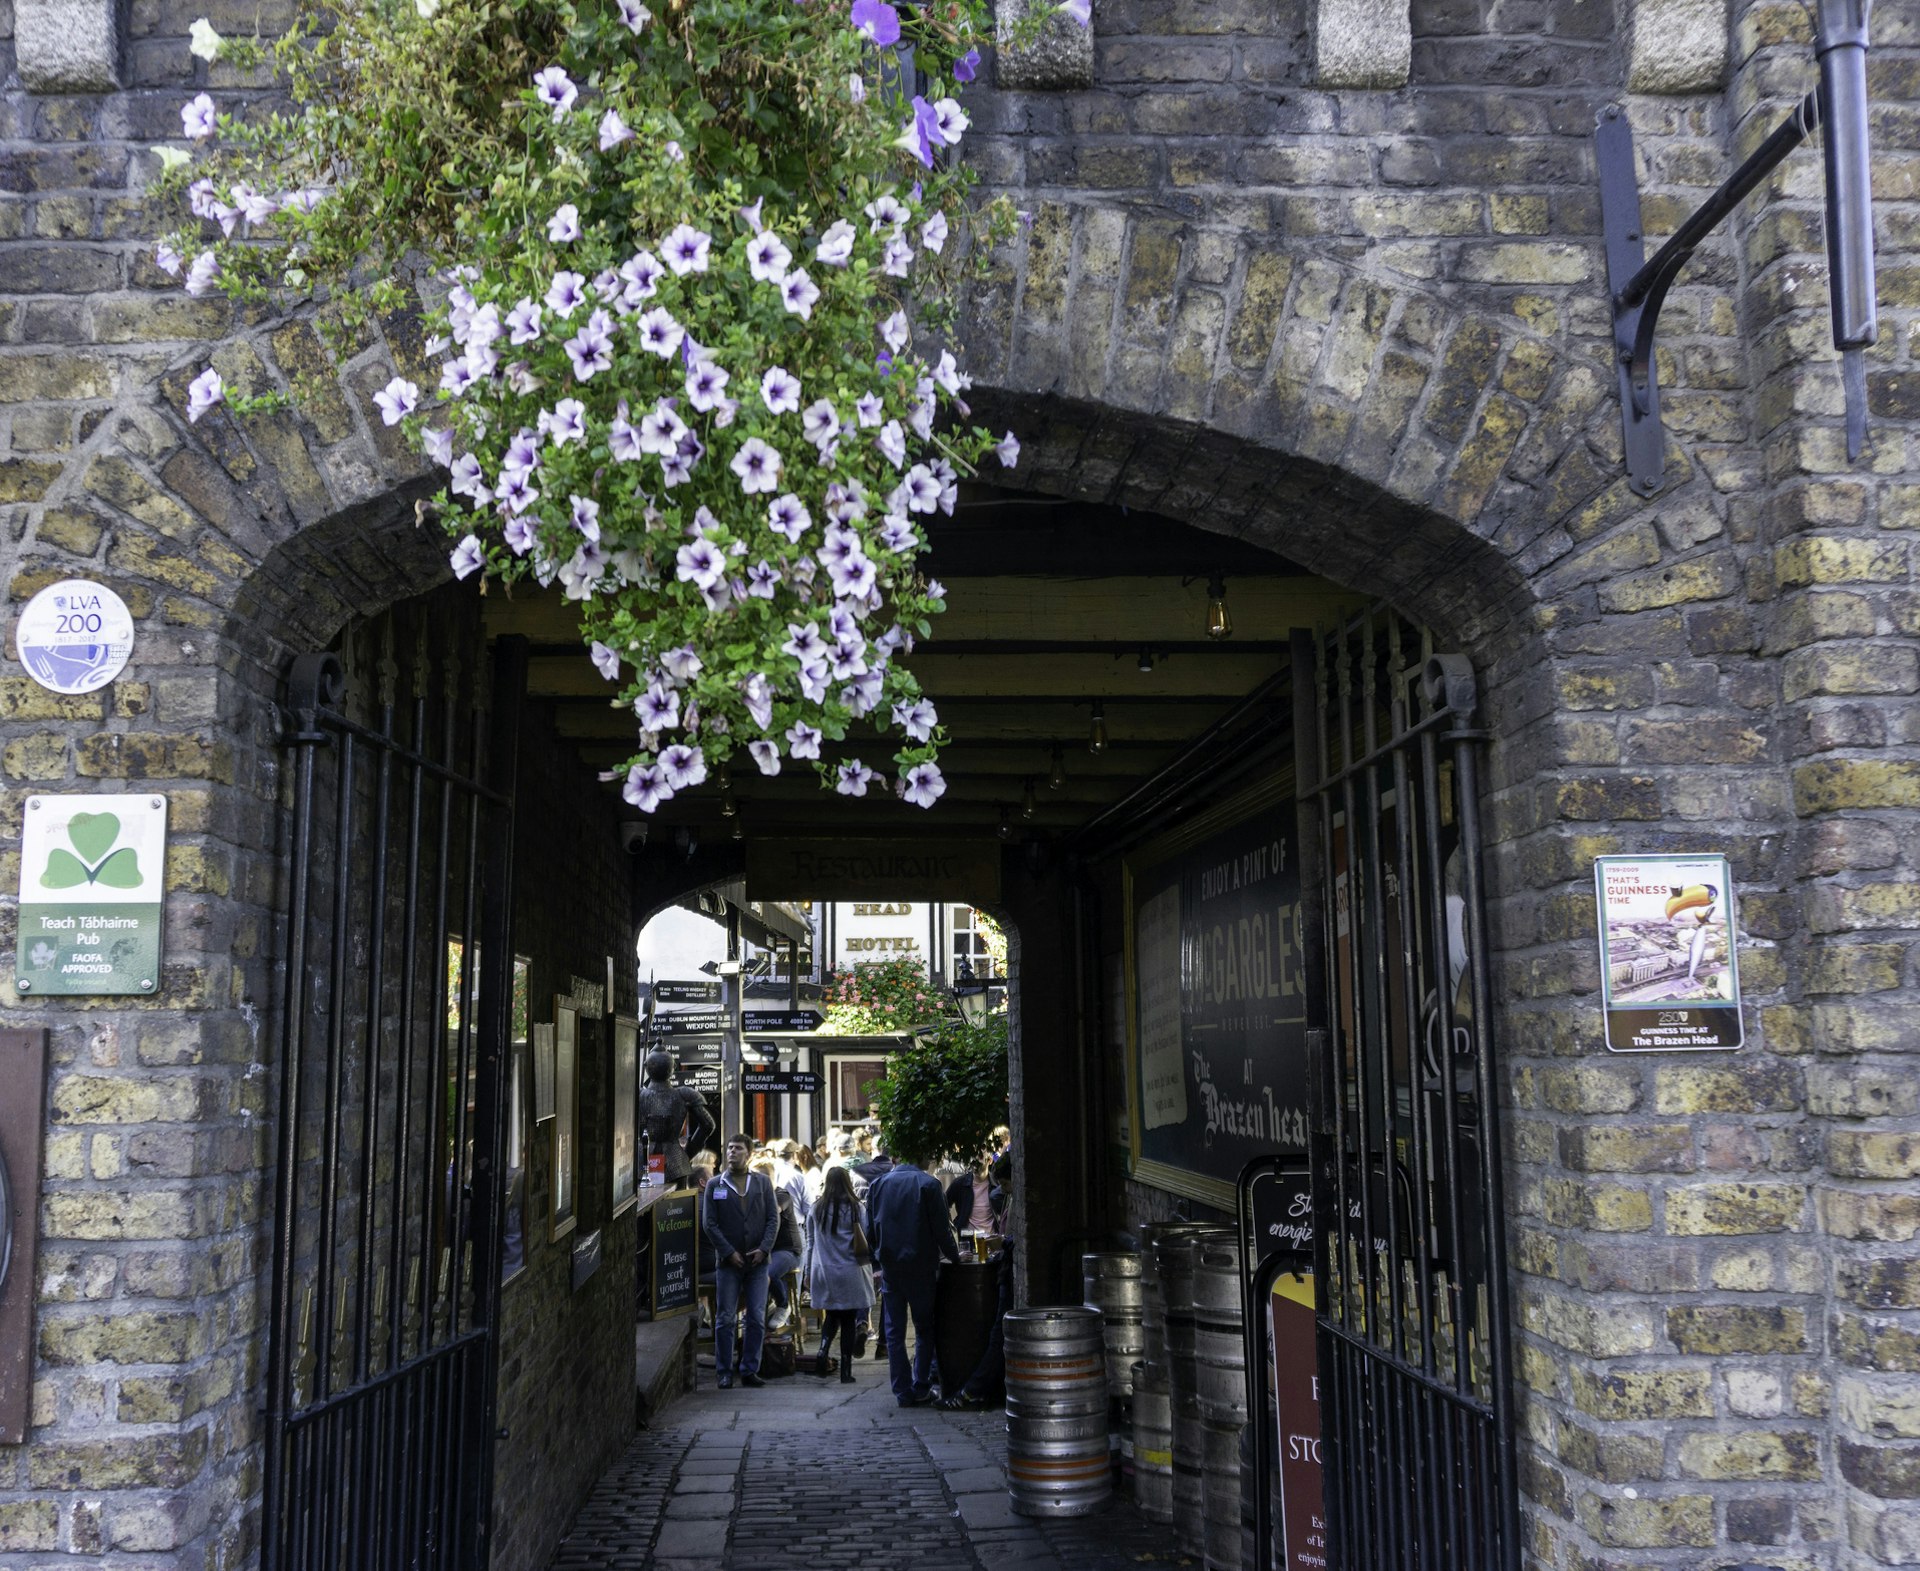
[184,251,219,296]
[660,744,707,790]
[542,397,587,445]
[902,761,946,808]
[686,358,730,411]
[609,404,644,462]
[880,310,911,354]
[373,376,419,426]
[898,97,943,168]
[591,641,621,681]
[932,349,969,395]
[676,538,726,590]
[495,471,539,513]
[662,223,712,275]
[850,0,901,45]
[636,682,680,731]
[739,197,767,233]
[797,660,830,702]
[533,66,578,118]
[892,697,938,741]
[876,420,907,468]
[855,392,885,428]
[450,453,488,503]
[954,46,980,82]
[816,220,856,267]
[780,269,821,320]
[564,310,615,379]
[787,721,823,760]
[502,428,542,478]
[620,251,665,305]
[503,515,537,556]
[155,241,184,277]
[802,400,841,449]
[827,548,876,600]
[879,517,918,553]
[743,673,775,729]
[747,561,780,600]
[186,367,224,424]
[547,203,581,243]
[450,534,485,580]
[182,94,217,140]
[507,299,542,345]
[995,430,1021,468]
[903,464,941,513]
[599,109,634,150]
[782,621,827,662]
[766,494,810,542]
[615,0,651,32]
[922,212,949,254]
[545,270,587,318]
[662,646,703,683]
[570,494,601,541]
[881,232,915,277]
[423,427,455,466]
[637,306,684,359]
[865,194,910,233]
[843,671,885,715]
[623,762,673,812]
[639,401,687,456]
[1057,0,1091,22]
[748,739,781,776]
[835,760,875,797]
[559,541,607,600]
[760,366,802,415]
[747,231,792,282]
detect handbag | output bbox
[850,1220,871,1262]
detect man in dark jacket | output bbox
[867,1150,960,1406]
[701,1134,779,1388]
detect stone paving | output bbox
[545,1341,1193,1571]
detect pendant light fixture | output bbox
[1205,575,1233,640]
[1047,745,1067,792]
[1088,700,1109,755]
[1138,649,1155,673]
[1020,778,1038,821]
[998,805,1014,841]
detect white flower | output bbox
[767,493,811,542]
[747,232,792,283]
[623,762,673,812]
[880,310,911,354]
[685,358,730,411]
[865,194,910,232]
[635,683,680,731]
[188,18,223,59]
[731,438,782,494]
[620,251,664,306]
[995,431,1021,468]
[449,454,487,503]
[541,398,587,446]
[416,0,440,15]
[854,392,884,428]
[902,761,945,808]
[616,0,652,31]
[449,534,486,580]
[181,94,217,140]
[545,270,587,318]
[662,223,712,275]
[748,739,781,776]
[781,269,820,320]
[569,495,601,542]
[373,376,419,426]
[816,220,856,267]
[638,401,687,457]
[760,366,802,415]
[922,212,949,253]
[802,400,841,449]
[787,722,822,760]
[849,72,866,104]
[150,146,192,176]
[154,241,183,276]
[636,306,684,359]
[660,744,707,790]
[932,98,969,142]
[836,760,874,797]
[591,641,621,681]
[743,673,774,730]
[533,66,578,119]
[661,646,703,683]
[185,367,223,423]
[892,697,938,742]
[599,109,633,150]
[676,539,726,590]
[881,233,914,278]
[547,204,581,243]
[933,350,970,395]
[1057,0,1091,22]
[903,464,941,513]
[423,427,455,466]
[507,299,542,345]
[876,420,907,469]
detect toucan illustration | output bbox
[1666,884,1720,981]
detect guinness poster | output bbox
[1125,775,1307,1211]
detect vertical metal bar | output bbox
[425,681,459,1350]
[311,731,357,1404]
[389,694,428,1369]
[355,703,396,1382]
[450,707,485,1331]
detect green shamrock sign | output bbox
[40,811,144,890]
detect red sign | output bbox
[1271,1274,1326,1568]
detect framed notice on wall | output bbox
[1124,773,1307,1213]
[611,1015,639,1219]
[1594,854,1743,1052]
[550,998,579,1242]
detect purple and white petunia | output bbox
[746,232,792,283]
[186,367,224,424]
[507,298,543,345]
[155,241,184,277]
[545,270,587,318]
[933,98,969,142]
[932,349,969,395]
[899,96,943,168]
[826,480,870,523]
[373,376,419,426]
[620,251,665,305]
[542,397,588,446]
[635,682,680,731]
[742,673,775,730]
[636,306,684,359]
[849,72,867,104]
[786,721,823,760]
[875,420,907,468]
[865,194,910,233]
[760,366,802,415]
[615,0,651,31]
[501,428,543,479]
[569,494,601,541]
[1057,0,1091,22]
[903,464,941,513]
[827,548,876,600]
[842,671,885,716]
[661,223,712,275]
[767,493,811,542]
[892,697,938,741]
[622,761,673,812]
[609,403,644,462]
[599,109,634,150]
[503,515,538,555]
[675,538,725,591]
[854,392,885,428]
[564,310,615,379]
[748,739,781,776]
[189,178,218,219]
[922,212,949,253]
[450,453,488,503]
[881,232,914,278]
[495,471,539,514]
[591,641,621,681]
[547,203,581,243]
[879,516,918,553]
[685,358,730,411]
[661,645,703,683]
[835,760,875,797]
[995,430,1021,468]
[182,94,218,140]
[184,250,220,297]
[659,744,707,790]
[747,561,781,600]
[639,400,687,457]
[558,541,606,600]
[781,270,820,319]
[802,400,841,449]
[533,66,578,118]
[880,310,911,354]
[782,620,828,663]
[850,0,901,44]
[423,427,456,466]
[450,534,485,580]
[815,220,856,267]
[901,761,946,808]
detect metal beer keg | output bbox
[1193,1237,1249,1424]
[1130,1360,1174,1524]
[1082,1252,1146,1397]
[1005,1308,1112,1518]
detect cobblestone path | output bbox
[545,1346,1192,1571]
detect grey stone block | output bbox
[995,0,1095,91]
[1310,0,1409,89]
[17,0,123,92]
[1627,0,1728,93]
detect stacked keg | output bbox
[1129,1358,1174,1522]
[1081,1252,1145,1398]
[1151,1224,1233,1559]
[1193,1235,1250,1571]
[1004,1307,1112,1518]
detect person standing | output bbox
[701,1134,779,1389]
[806,1165,873,1382]
[866,1147,960,1407]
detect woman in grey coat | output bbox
[807,1165,874,1382]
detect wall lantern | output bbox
[954,958,993,1024]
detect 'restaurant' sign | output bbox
[748,838,1000,901]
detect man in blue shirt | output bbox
[701,1134,780,1389]
[866,1148,960,1406]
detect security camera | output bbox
[619,821,648,854]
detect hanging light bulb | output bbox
[1047,745,1067,792]
[1205,575,1233,641]
[1021,778,1037,821]
[997,805,1014,841]
[1088,701,1109,755]
[731,814,744,841]
[1138,649,1155,674]
[719,792,737,819]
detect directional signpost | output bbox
[741,1069,822,1096]
[653,980,721,1004]
[649,1010,729,1037]
[741,1009,823,1034]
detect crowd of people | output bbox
[691,1126,1011,1408]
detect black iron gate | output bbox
[1291,610,1519,1571]
[263,626,526,1571]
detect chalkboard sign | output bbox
[1125,774,1307,1212]
[650,1188,700,1319]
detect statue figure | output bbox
[639,1050,716,1183]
